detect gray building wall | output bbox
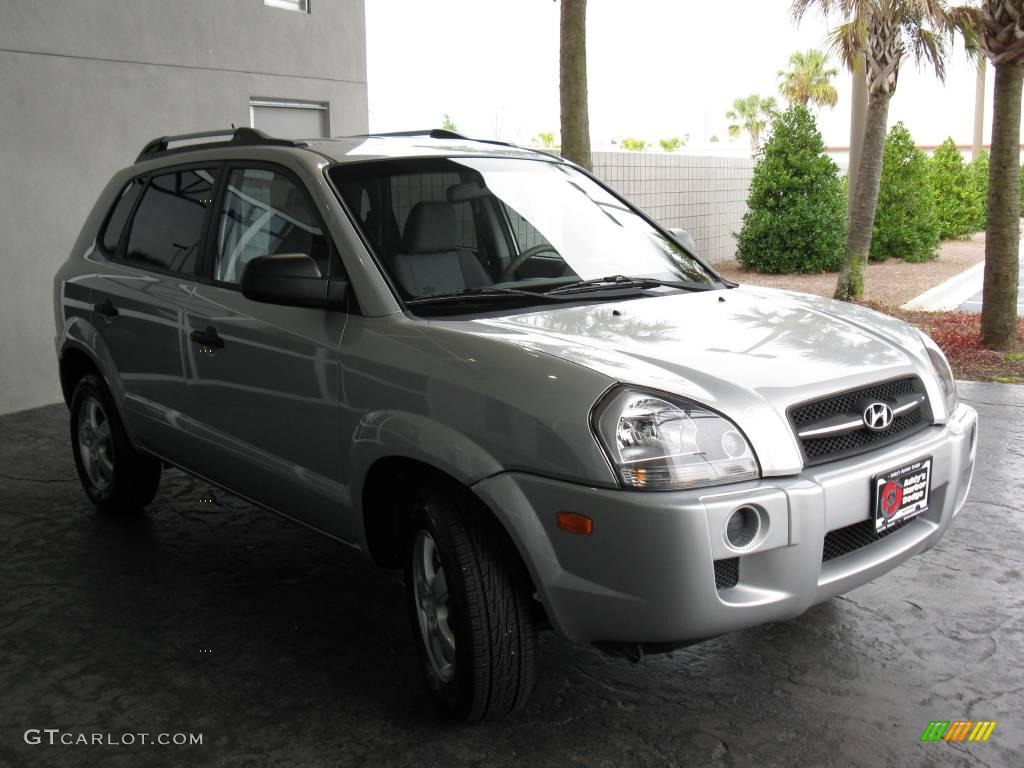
[593,152,755,265]
[0,0,367,414]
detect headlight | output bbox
[919,331,958,416]
[593,388,759,490]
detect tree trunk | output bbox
[835,89,891,301]
[847,56,868,217]
[981,62,1022,350]
[559,0,591,171]
[973,58,987,158]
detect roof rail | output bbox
[360,128,467,140]
[135,127,302,163]
[357,128,561,160]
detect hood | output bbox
[442,286,936,475]
[463,285,927,404]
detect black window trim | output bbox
[100,161,225,282]
[197,159,345,294]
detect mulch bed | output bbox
[714,232,985,308]
[714,230,1021,382]
[863,303,1024,384]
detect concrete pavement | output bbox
[902,238,1022,314]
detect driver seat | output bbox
[392,202,491,296]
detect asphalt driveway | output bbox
[1,382,1021,768]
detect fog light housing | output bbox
[725,505,762,550]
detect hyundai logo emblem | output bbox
[863,402,895,431]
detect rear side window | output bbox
[100,178,145,254]
[125,168,218,274]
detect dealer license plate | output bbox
[873,457,931,533]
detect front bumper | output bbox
[473,403,978,644]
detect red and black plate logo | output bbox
[880,481,904,518]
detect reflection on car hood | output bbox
[456,285,929,413]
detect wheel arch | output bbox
[57,340,143,453]
[360,456,538,605]
[58,345,102,406]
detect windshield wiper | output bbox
[543,274,720,296]
[405,286,571,307]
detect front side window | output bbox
[329,157,718,313]
[125,168,218,274]
[214,168,329,285]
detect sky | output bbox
[365,0,991,152]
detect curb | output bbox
[901,261,985,312]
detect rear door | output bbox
[91,165,219,464]
[182,163,351,539]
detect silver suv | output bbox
[54,127,978,722]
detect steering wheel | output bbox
[499,244,563,283]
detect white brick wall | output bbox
[592,152,755,264]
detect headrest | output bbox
[447,180,488,203]
[271,183,314,226]
[401,201,457,253]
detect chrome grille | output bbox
[790,376,932,466]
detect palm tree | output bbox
[793,0,976,301]
[778,49,840,109]
[560,0,592,170]
[726,95,778,155]
[974,0,1022,350]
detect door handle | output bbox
[189,325,225,349]
[93,298,119,318]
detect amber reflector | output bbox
[557,512,593,535]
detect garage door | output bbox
[250,99,329,139]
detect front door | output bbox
[182,164,351,539]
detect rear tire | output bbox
[403,481,536,722]
[69,373,161,513]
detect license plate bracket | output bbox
[873,457,932,533]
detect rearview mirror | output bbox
[667,227,697,254]
[241,253,347,309]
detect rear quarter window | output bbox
[100,178,145,254]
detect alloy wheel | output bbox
[411,529,456,684]
[77,396,114,491]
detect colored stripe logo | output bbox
[920,721,996,742]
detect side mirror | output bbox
[240,253,347,309]
[667,227,697,254]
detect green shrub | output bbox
[620,137,648,151]
[929,138,977,239]
[967,150,988,232]
[735,106,845,273]
[870,123,940,262]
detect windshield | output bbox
[328,157,718,310]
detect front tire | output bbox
[69,373,161,513]
[403,482,537,722]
